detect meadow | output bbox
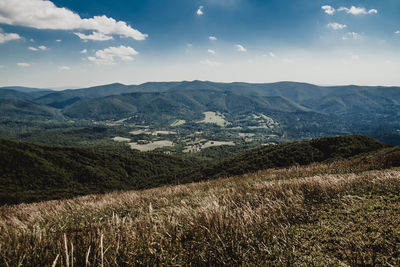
[1,157,399,266]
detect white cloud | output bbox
[58,66,70,70]
[269,52,276,58]
[56,39,61,42]
[207,49,216,55]
[0,0,147,41]
[338,6,377,15]
[347,32,361,40]
[74,32,113,41]
[28,45,48,51]
[209,36,217,41]
[236,44,247,52]
[0,28,20,44]
[17,62,31,67]
[29,38,35,42]
[88,45,138,65]
[321,5,335,15]
[327,22,347,30]
[197,6,204,15]
[81,49,87,54]
[200,59,221,66]
[395,30,400,34]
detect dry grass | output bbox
[1,161,400,266]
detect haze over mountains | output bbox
[1,81,400,143]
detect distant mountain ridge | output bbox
[1,80,400,143]
[0,86,51,93]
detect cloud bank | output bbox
[0,0,147,41]
[321,5,377,16]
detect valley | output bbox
[2,81,400,158]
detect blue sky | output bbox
[0,0,399,88]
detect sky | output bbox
[0,0,399,88]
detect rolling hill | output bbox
[0,134,395,205]
[62,90,310,121]
[195,134,393,180]
[1,144,400,266]
[0,98,63,120]
[0,139,204,204]
[1,81,400,144]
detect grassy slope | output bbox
[1,157,399,266]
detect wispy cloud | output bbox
[58,66,70,71]
[200,59,221,66]
[17,62,31,67]
[197,6,204,15]
[80,49,87,54]
[74,32,113,41]
[321,5,335,15]
[0,0,147,41]
[207,49,216,55]
[327,22,347,30]
[88,45,138,65]
[56,39,61,42]
[28,45,49,51]
[185,43,193,53]
[209,36,217,41]
[0,28,20,44]
[338,6,377,15]
[236,44,247,52]
[395,30,400,34]
[347,32,362,40]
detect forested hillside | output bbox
[1,135,397,204]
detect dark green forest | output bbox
[1,134,398,205]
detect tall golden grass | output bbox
[1,160,399,266]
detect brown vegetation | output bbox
[1,159,400,266]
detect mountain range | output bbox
[1,81,400,143]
